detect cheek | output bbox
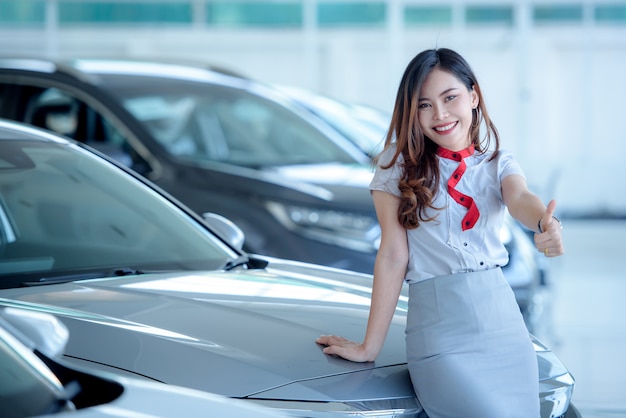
[452,102,473,121]
[416,111,429,129]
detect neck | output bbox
[439,142,474,153]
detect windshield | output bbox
[0,140,236,288]
[275,86,388,157]
[106,77,359,166]
[304,100,389,157]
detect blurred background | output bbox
[1,0,625,416]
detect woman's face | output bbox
[417,67,478,151]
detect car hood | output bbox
[259,162,376,207]
[0,263,413,401]
[266,162,374,189]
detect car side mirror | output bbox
[0,307,69,358]
[202,212,245,251]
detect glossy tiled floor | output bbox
[533,220,626,418]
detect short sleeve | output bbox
[498,149,526,182]
[369,144,403,197]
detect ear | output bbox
[470,86,479,109]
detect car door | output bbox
[0,76,156,177]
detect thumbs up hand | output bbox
[535,200,564,258]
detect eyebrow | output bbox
[418,87,459,102]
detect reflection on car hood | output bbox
[0,264,411,401]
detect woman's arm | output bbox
[502,174,564,257]
[316,190,409,362]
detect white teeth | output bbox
[435,122,456,132]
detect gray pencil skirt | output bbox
[406,268,540,418]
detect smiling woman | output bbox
[316,48,565,418]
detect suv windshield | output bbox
[104,76,359,167]
[0,140,235,288]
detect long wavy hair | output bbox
[377,48,501,229]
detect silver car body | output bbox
[0,307,289,418]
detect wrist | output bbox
[361,340,382,362]
[538,215,561,233]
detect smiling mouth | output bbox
[434,121,457,133]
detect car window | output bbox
[0,83,151,174]
[0,140,236,287]
[113,79,359,167]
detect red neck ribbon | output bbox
[436,145,480,231]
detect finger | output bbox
[541,200,557,230]
[321,341,351,357]
[538,199,558,233]
[545,199,557,219]
[322,343,369,362]
[317,335,349,347]
[322,345,341,356]
[316,335,334,346]
[316,336,329,346]
[534,233,548,248]
[544,245,564,257]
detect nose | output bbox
[432,103,448,120]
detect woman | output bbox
[316,48,564,417]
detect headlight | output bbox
[265,202,380,253]
[533,336,576,417]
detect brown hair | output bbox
[377,48,500,229]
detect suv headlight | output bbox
[265,202,380,253]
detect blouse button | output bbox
[463,242,468,247]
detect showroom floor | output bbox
[533,219,626,417]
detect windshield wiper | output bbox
[109,267,145,276]
[20,267,146,287]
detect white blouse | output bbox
[369,144,525,284]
